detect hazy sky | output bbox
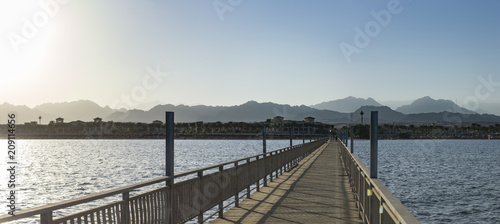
[1,0,499,109]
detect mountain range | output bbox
[310,96,382,112]
[394,96,476,114]
[1,97,499,124]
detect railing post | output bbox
[198,171,204,224]
[279,149,283,176]
[350,126,354,153]
[368,183,373,224]
[263,126,267,187]
[358,170,363,221]
[165,111,175,223]
[122,192,130,224]
[370,111,378,179]
[379,199,384,224]
[40,212,52,224]
[256,156,260,191]
[246,158,251,199]
[287,147,290,171]
[269,152,274,182]
[234,161,239,207]
[218,166,224,218]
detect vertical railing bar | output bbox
[287,146,291,171]
[122,192,130,224]
[263,126,267,187]
[379,198,384,224]
[279,149,283,176]
[234,161,239,207]
[40,212,53,224]
[154,190,159,223]
[134,197,140,224]
[197,171,203,224]
[246,158,251,199]
[218,165,224,218]
[256,156,260,192]
[269,152,273,182]
[162,185,167,223]
[144,194,149,224]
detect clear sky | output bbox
[1,0,499,110]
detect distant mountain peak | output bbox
[396,97,476,115]
[243,100,259,105]
[311,96,382,113]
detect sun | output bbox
[0,1,50,85]
[1,35,50,85]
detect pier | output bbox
[0,112,419,224]
[211,139,360,223]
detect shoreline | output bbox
[0,135,496,140]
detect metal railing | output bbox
[0,138,328,224]
[338,139,420,224]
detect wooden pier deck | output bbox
[212,141,362,224]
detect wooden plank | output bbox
[212,141,362,224]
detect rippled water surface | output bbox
[352,139,500,224]
[0,139,303,223]
[1,139,499,223]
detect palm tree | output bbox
[360,111,364,124]
[39,116,42,125]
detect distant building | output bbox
[71,120,85,125]
[94,117,102,123]
[152,120,163,125]
[272,116,284,123]
[304,116,315,123]
[270,116,286,132]
[56,117,64,123]
[268,116,320,134]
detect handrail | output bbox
[0,175,172,223]
[0,138,328,223]
[173,142,303,179]
[338,140,419,224]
